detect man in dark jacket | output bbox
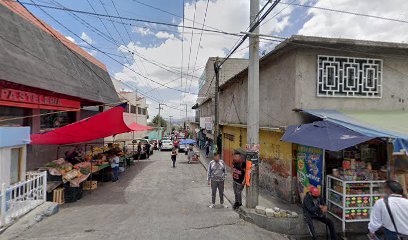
[232,152,246,209]
[303,186,336,240]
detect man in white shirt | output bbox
[368,180,408,239]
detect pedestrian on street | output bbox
[303,186,336,240]
[145,141,151,159]
[232,152,246,210]
[137,142,142,159]
[368,180,408,240]
[205,139,210,157]
[171,148,177,168]
[110,152,120,182]
[158,140,163,151]
[207,153,227,208]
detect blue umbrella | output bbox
[281,121,373,151]
[180,139,196,145]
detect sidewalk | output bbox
[195,147,311,238]
[195,147,371,239]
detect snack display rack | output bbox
[326,175,385,233]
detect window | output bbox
[10,148,22,184]
[317,55,382,98]
[142,108,147,115]
[138,107,142,115]
[40,110,70,129]
[130,105,137,114]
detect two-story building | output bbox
[209,35,408,203]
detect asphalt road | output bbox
[10,150,288,240]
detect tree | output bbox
[152,115,167,127]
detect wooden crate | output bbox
[53,188,64,205]
[83,181,97,190]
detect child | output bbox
[171,149,177,168]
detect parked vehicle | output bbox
[178,143,189,152]
[161,140,173,150]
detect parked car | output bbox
[178,143,189,153]
[161,140,173,150]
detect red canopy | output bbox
[128,122,154,131]
[31,105,152,145]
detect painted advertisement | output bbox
[296,145,324,201]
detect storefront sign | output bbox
[0,88,80,109]
[296,145,324,201]
[199,117,213,131]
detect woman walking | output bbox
[171,148,177,168]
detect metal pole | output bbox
[180,104,187,130]
[213,57,220,154]
[1,183,6,225]
[135,89,138,124]
[246,0,260,208]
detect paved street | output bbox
[9,151,288,240]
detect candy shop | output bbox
[282,120,408,234]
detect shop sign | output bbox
[0,88,80,109]
[200,117,213,131]
[296,145,324,201]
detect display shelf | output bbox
[327,175,385,234]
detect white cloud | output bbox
[114,0,296,118]
[298,0,408,43]
[155,31,175,39]
[65,35,76,43]
[133,26,153,36]
[81,32,93,44]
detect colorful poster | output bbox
[296,145,324,201]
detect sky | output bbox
[22,0,408,121]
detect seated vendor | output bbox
[303,186,337,240]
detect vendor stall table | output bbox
[326,175,385,234]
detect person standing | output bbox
[137,142,142,159]
[368,180,408,240]
[232,152,246,210]
[171,149,177,168]
[207,153,227,208]
[158,140,163,151]
[145,141,151,159]
[205,139,210,157]
[110,152,120,182]
[303,186,336,240]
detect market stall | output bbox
[281,120,396,234]
[31,105,153,204]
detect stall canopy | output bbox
[128,122,154,131]
[281,121,373,151]
[302,109,408,151]
[31,104,151,145]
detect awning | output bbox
[31,104,152,145]
[302,109,408,151]
[281,121,373,151]
[128,122,154,131]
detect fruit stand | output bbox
[326,175,385,233]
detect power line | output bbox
[29,2,199,95]
[185,0,197,94]
[15,1,244,37]
[188,0,210,94]
[281,1,408,25]
[180,0,185,95]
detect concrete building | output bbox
[200,35,408,203]
[105,90,149,142]
[193,57,248,142]
[0,1,119,169]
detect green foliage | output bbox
[152,115,167,127]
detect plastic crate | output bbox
[53,188,64,204]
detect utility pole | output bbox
[213,57,220,155]
[246,0,260,208]
[157,103,165,117]
[180,104,188,130]
[169,116,173,132]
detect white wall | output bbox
[0,145,27,187]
